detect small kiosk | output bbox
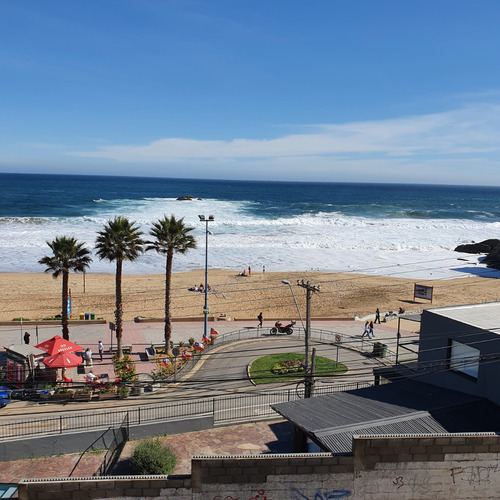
[4,344,47,387]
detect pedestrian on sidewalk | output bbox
[84,348,93,366]
[375,308,381,324]
[257,312,263,328]
[362,321,369,338]
[369,321,375,338]
[98,340,104,361]
[24,331,30,345]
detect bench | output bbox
[145,346,156,361]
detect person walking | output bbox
[369,321,375,339]
[375,308,381,324]
[23,331,30,345]
[248,266,252,276]
[257,312,263,328]
[362,321,369,338]
[98,340,104,361]
[84,348,93,366]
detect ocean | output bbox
[1,172,500,280]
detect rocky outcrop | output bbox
[481,245,500,270]
[454,239,500,254]
[176,195,203,201]
[455,239,500,270]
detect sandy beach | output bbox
[1,269,499,324]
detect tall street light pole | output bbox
[198,215,214,342]
[282,279,320,398]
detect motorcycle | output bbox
[270,320,296,335]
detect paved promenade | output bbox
[1,315,418,386]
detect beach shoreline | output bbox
[1,269,499,324]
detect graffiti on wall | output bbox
[450,465,499,485]
[213,489,272,500]
[392,476,431,495]
[213,488,351,500]
[291,488,352,499]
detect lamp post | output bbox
[282,279,320,398]
[199,215,215,342]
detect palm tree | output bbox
[39,236,92,340]
[95,216,144,358]
[146,215,196,353]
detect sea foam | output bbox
[0,196,499,279]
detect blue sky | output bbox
[1,0,500,184]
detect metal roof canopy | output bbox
[5,344,46,358]
[425,301,500,333]
[272,380,500,453]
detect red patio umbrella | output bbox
[43,351,82,369]
[35,335,83,355]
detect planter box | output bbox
[130,386,144,396]
[97,392,117,400]
[50,392,74,402]
[73,392,92,402]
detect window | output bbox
[449,340,479,379]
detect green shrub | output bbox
[132,438,177,475]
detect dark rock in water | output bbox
[176,195,195,201]
[455,239,500,254]
[482,245,500,270]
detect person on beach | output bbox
[257,312,263,328]
[98,340,104,361]
[362,321,369,338]
[263,265,265,273]
[24,331,30,345]
[375,308,381,324]
[248,266,252,276]
[369,321,374,338]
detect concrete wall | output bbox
[418,309,500,405]
[18,433,500,499]
[0,416,213,462]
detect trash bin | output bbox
[90,313,95,320]
[79,313,84,320]
[84,313,90,320]
[380,343,388,358]
[372,342,382,356]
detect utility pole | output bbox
[296,280,321,398]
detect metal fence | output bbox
[95,414,130,477]
[0,381,371,441]
[202,326,398,364]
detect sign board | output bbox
[108,322,115,331]
[172,347,180,357]
[414,284,433,302]
[67,298,71,316]
[335,334,341,343]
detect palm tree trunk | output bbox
[164,249,173,354]
[115,259,123,358]
[61,270,69,340]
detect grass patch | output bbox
[249,352,348,385]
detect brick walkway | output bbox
[0,420,292,482]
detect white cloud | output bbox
[68,102,500,163]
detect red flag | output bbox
[181,350,192,359]
[210,328,219,336]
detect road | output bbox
[0,334,383,422]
